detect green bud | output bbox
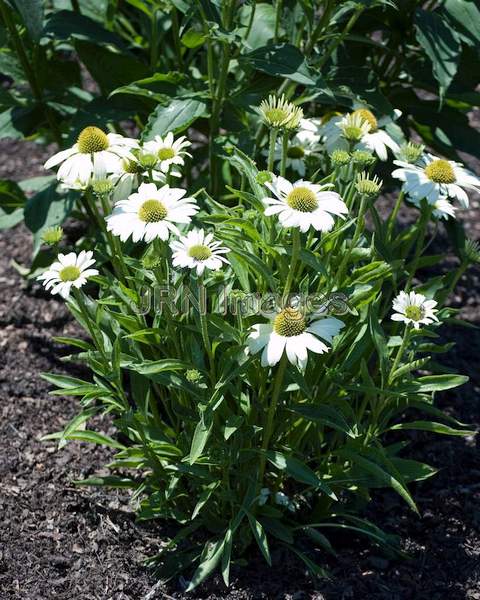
[139,153,158,169]
[186,369,202,383]
[256,170,273,185]
[41,225,63,246]
[355,172,382,198]
[330,149,351,167]
[352,150,376,166]
[91,178,114,196]
[397,142,425,164]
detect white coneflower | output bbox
[258,94,303,130]
[396,141,425,165]
[143,132,191,176]
[37,251,98,299]
[263,175,347,232]
[355,172,383,198]
[247,308,344,369]
[392,153,480,208]
[44,126,136,189]
[391,291,438,329]
[106,182,198,243]
[409,196,456,220]
[170,229,230,276]
[350,108,400,160]
[272,129,321,176]
[322,108,400,160]
[338,112,372,143]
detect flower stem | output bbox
[257,353,288,492]
[198,278,216,383]
[336,194,368,285]
[405,206,432,291]
[280,131,289,177]
[72,289,108,363]
[274,0,283,42]
[387,191,404,240]
[267,128,278,172]
[283,228,301,297]
[388,325,411,385]
[170,6,183,70]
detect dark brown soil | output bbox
[0,138,479,599]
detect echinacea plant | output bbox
[37,95,478,589]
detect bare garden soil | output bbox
[0,139,479,599]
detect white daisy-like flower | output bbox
[106,182,198,243]
[271,128,322,176]
[391,291,438,329]
[322,108,400,160]
[143,132,191,176]
[392,153,480,208]
[263,175,347,233]
[37,250,98,300]
[258,94,303,130]
[170,229,230,276]
[248,308,344,369]
[432,198,456,220]
[44,126,137,189]
[409,196,456,220]
[110,156,144,201]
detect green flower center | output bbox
[123,158,142,174]
[273,308,306,337]
[188,244,212,261]
[59,265,81,282]
[287,146,305,159]
[264,107,289,124]
[77,126,109,154]
[286,186,318,212]
[158,147,176,161]
[424,159,456,184]
[405,305,424,321]
[138,199,168,223]
[342,125,364,142]
[352,109,378,132]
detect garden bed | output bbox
[1,139,479,599]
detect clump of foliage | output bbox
[2,0,479,591]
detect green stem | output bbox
[267,128,278,172]
[73,289,108,363]
[98,193,129,284]
[198,278,216,383]
[305,0,333,55]
[283,228,301,297]
[387,191,404,240]
[317,5,364,70]
[170,7,183,70]
[336,194,368,285]
[274,0,283,42]
[257,354,288,491]
[150,8,159,69]
[405,206,432,291]
[280,131,289,177]
[388,326,411,385]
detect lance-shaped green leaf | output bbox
[143,97,208,139]
[263,451,337,500]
